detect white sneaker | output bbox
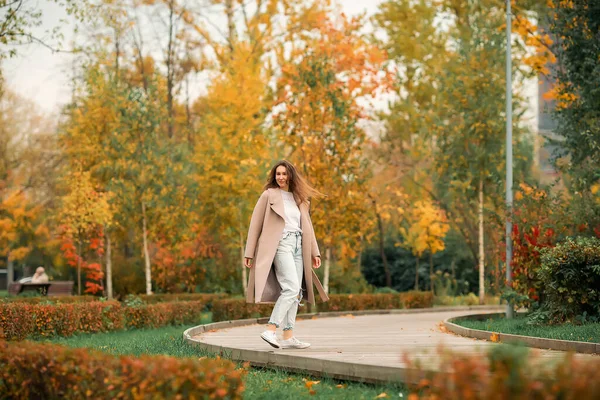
[260,330,280,349]
[280,337,310,349]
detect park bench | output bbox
[7,281,74,297]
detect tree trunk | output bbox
[429,250,434,293]
[450,258,456,294]
[185,75,193,146]
[77,241,82,296]
[415,256,420,290]
[239,226,247,298]
[478,176,485,305]
[166,1,175,139]
[495,260,500,295]
[106,233,113,300]
[225,0,236,53]
[356,235,363,275]
[114,27,120,77]
[6,255,13,288]
[142,202,152,295]
[373,200,391,287]
[323,246,331,295]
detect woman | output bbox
[31,266,49,283]
[244,160,329,349]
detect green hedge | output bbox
[0,300,205,341]
[212,291,434,322]
[0,341,245,399]
[536,236,600,323]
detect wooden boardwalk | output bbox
[184,308,597,384]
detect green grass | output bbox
[456,313,600,343]
[0,290,8,297]
[45,315,407,399]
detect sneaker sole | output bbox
[260,333,280,349]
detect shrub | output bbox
[318,294,403,312]
[401,291,434,309]
[534,236,600,323]
[0,341,245,399]
[124,300,205,329]
[212,299,275,322]
[212,292,434,322]
[434,293,481,306]
[373,287,399,294]
[0,300,206,340]
[2,295,100,304]
[404,344,600,399]
[136,293,227,311]
[0,301,123,341]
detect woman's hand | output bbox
[312,256,321,269]
[244,257,253,268]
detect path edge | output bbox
[183,305,503,384]
[443,314,600,355]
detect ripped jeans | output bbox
[267,231,303,331]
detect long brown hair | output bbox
[264,160,323,204]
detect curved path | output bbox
[184,307,597,384]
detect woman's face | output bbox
[275,165,289,190]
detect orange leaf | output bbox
[305,380,320,390]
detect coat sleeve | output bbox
[307,203,321,258]
[244,191,269,258]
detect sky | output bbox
[3,0,385,115]
[3,0,537,135]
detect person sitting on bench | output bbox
[31,267,49,284]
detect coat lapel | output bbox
[268,188,286,221]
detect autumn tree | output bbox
[191,2,279,295]
[273,4,391,293]
[547,1,600,191]
[399,201,449,291]
[0,189,40,283]
[57,168,111,294]
[375,0,549,302]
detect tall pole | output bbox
[505,0,514,319]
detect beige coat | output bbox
[244,188,329,304]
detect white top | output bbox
[281,190,302,236]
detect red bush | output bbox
[212,292,434,322]
[0,301,123,340]
[0,341,245,399]
[0,300,205,340]
[124,301,205,329]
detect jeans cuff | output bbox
[267,321,279,328]
[283,326,294,331]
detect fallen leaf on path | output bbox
[375,393,389,398]
[490,333,500,342]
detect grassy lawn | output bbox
[456,313,600,343]
[46,315,406,399]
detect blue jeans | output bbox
[268,231,303,331]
